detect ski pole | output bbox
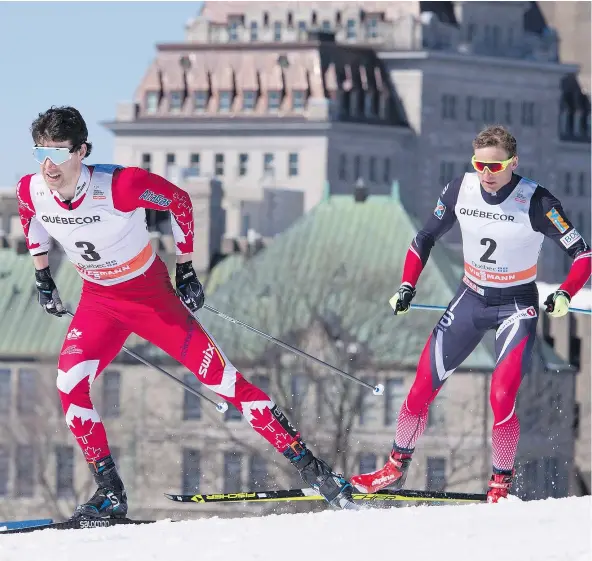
[411,303,591,315]
[64,311,229,413]
[202,305,385,396]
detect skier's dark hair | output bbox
[31,106,93,158]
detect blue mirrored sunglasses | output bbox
[32,146,74,166]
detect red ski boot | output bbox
[350,450,412,493]
[486,470,514,503]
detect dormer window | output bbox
[292,90,306,110]
[250,21,258,41]
[349,90,359,117]
[346,19,356,40]
[228,21,239,42]
[267,90,282,111]
[193,90,209,112]
[170,91,183,113]
[367,17,378,39]
[273,21,282,41]
[146,91,159,114]
[364,92,374,117]
[243,90,257,110]
[219,91,233,112]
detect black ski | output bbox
[165,487,487,505]
[0,517,157,535]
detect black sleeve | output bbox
[529,186,589,258]
[411,176,462,265]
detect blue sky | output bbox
[0,2,200,187]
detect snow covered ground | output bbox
[0,496,590,561]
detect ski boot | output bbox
[486,469,514,503]
[71,455,128,519]
[350,448,412,493]
[284,439,358,510]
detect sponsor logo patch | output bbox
[62,344,83,355]
[139,189,171,207]
[41,215,100,225]
[546,207,569,233]
[560,229,582,249]
[459,208,515,221]
[434,198,446,220]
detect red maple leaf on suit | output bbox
[250,407,276,432]
[69,415,96,444]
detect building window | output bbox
[292,90,306,110]
[521,102,536,126]
[289,374,307,411]
[182,449,201,495]
[521,460,538,500]
[353,155,361,180]
[193,91,209,112]
[228,20,239,42]
[243,90,257,110]
[298,21,307,37]
[238,153,249,176]
[223,452,242,493]
[288,153,299,177]
[441,94,457,120]
[0,369,10,415]
[249,454,268,490]
[166,153,175,166]
[219,91,233,112]
[145,91,159,114]
[385,378,404,426]
[322,20,331,32]
[15,445,34,497]
[141,153,151,172]
[564,171,572,195]
[364,92,374,118]
[263,153,275,176]
[366,17,378,39]
[426,457,446,491]
[379,95,389,120]
[427,393,445,427]
[250,21,258,41]
[56,445,74,498]
[0,446,8,496]
[359,453,376,474]
[578,172,586,196]
[182,373,201,420]
[338,154,347,181]
[214,153,225,176]
[467,23,476,42]
[439,161,455,185]
[482,98,495,122]
[189,153,200,174]
[369,156,377,182]
[273,21,282,41]
[170,91,183,113]
[267,91,281,111]
[17,369,37,414]
[492,25,501,48]
[349,90,359,117]
[466,96,476,121]
[359,378,378,426]
[101,370,120,419]
[383,158,391,183]
[346,19,356,39]
[504,100,512,124]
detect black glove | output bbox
[35,267,65,316]
[175,261,205,312]
[389,282,416,315]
